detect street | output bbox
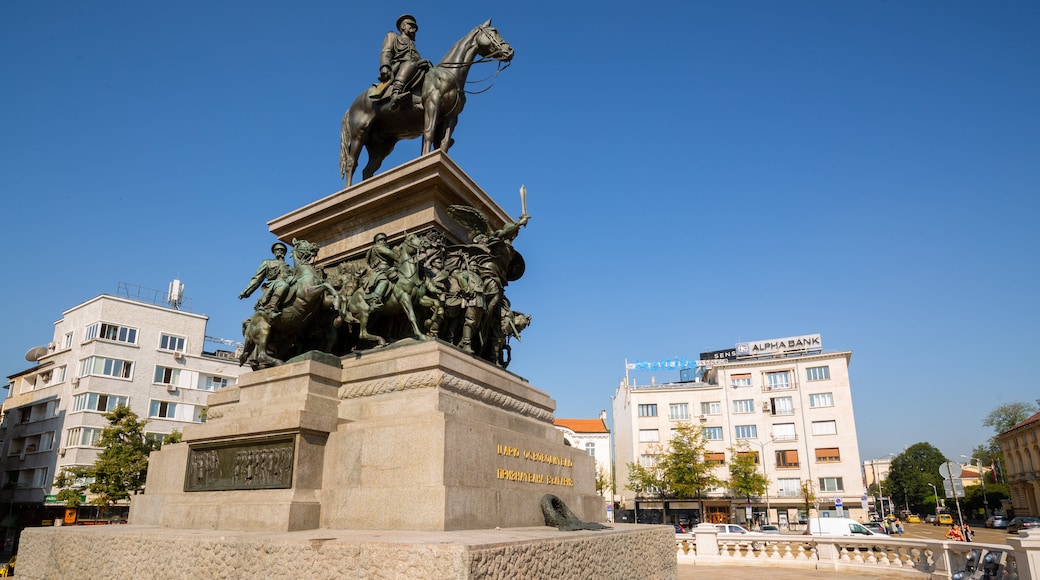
[892,521,1012,544]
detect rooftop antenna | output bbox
[168,279,184,310]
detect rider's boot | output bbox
[390,80,408,110]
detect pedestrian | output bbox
[962,522,973,542]
[895,518,904,536]
[945,524,964,541]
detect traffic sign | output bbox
[834,498,843,507]
[939,462,963,480]
[942,478,965,498]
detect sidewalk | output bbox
[678,562,897,579]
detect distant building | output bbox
[996,410,1040,517]
[0,292,246,530]
[554,411,612,516]
[613,334,864,528]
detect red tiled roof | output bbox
[554,418,608,433]
[1009,410,1040,431]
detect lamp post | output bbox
[962,455,990,518]
[752,438,772,526]
[868,458,891,519]
[928,483,940,518]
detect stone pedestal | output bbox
[130,341,602,533]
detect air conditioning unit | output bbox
[173,351,185,360]
[762,402,772,412]
[71,377,80,386]
[58,448,66,457]
[166,384,178,392]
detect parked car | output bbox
[863,521,888,535]
[906,514,921,523]
[805,517,877,537]
[986,515,1010,529]
[1007,517,1040,534]
[936,514,953,526]
[760,524,781,535]
[925,514,937,524]
[715,524,752,534]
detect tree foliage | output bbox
[983,401,1039,434]
[727,442,768,502]
[660,422,722,498]
[54,405,160,506]
[884,442,947,514]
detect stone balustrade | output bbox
[676,524,1040,579]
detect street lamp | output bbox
[961,455,990,518]
[868,457,892,519]
[752,438,773,526]
[928,483,940,517]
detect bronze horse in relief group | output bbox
[339,20,514,186]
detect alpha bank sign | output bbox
[736,334,822,358]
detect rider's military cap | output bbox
[396,14,417,31]
[271,242,288,254]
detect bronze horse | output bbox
[339,20,514,186]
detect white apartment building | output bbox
[613,334,865,528]
[1,293,246,512]
[554,411,613,519]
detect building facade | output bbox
[1,293,245,524]
[554,411,613,519]
[997,411,1040,518]
[613,335,864,528]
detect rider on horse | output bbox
[370,14,431,110]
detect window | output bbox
[703,427,723,440]
[62,331,74,349]
[669,403,689,421]
[775,449,800,468]
[737,451,760,464]
[72,392,128,413]
[777,478,801,497]
[730,373,751,387]
[732,399,755,414]
[705,452,725,465]
[84,322,138,345]
[765,371,791,390]
[51,366,67,385]
[638,404,658,417]
[773,423,796,441]
[585,442,595,456]
[159,333,186,352]
[734,425,758,439]
[811,420,837,436]
[150,400,178,419]
[639,454,658,467]
[815,447,841,462]
[809,393,834,408]
[819,477,844,492]
[31,467,49,488]
[770,396,794,415]
[153,366,181,385]
[65,427,101,447]
[201,376,229,391]
[806,366,830,381]
[639,429,660,442]
[79,356,133,379]
[701,402,721,415]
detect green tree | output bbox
[726,442,768,503]
[625,443,665,499]
[983,401,1039,434]
[53,405,160,506]
[660,422,721,499]
[885,442,947,515]
[595,466,610,496]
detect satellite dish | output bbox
[25,345,50,362]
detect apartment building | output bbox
[997,410,1040,518]
[1,292,246,522]
[613,334,864,528]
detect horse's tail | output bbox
[339,110,350,181]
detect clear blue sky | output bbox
[3,1,1037,465]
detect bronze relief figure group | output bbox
[237,206,531,371]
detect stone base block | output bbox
[16,524,676,580]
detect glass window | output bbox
[705,452,725,465]
[809,393,834,408]
[775,449,800,468]
[737,451,760,464]
[773,423,797,441]
[585,442,595,456]
[639,454,658,467]
[734,425,758,439]
[819,477,844,492]
[79,356,133,379]
[62,331,74,349]
[638,404,658,417]
[51,365,67,385]
[811,420,837,435]
[703,427,723,440]
[84,322,137,345]
[65,427,101,447]
[153,366,181,385]
[72,393,128,413]
[701,402,722,415]
[639,429,660,442]
[765,371,791,390]
[815,447,841,462]
[200,376,229,391]
[149,400,178,419]
[730,373,752,387]
[806,366,830,381]
[732,399,755,414]
[159,333,186,352]
[669,403,689,421]
[777,478,801,497]
[770,396,794,415]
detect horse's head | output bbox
[474,19,514,63]
[291,238,320,266]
